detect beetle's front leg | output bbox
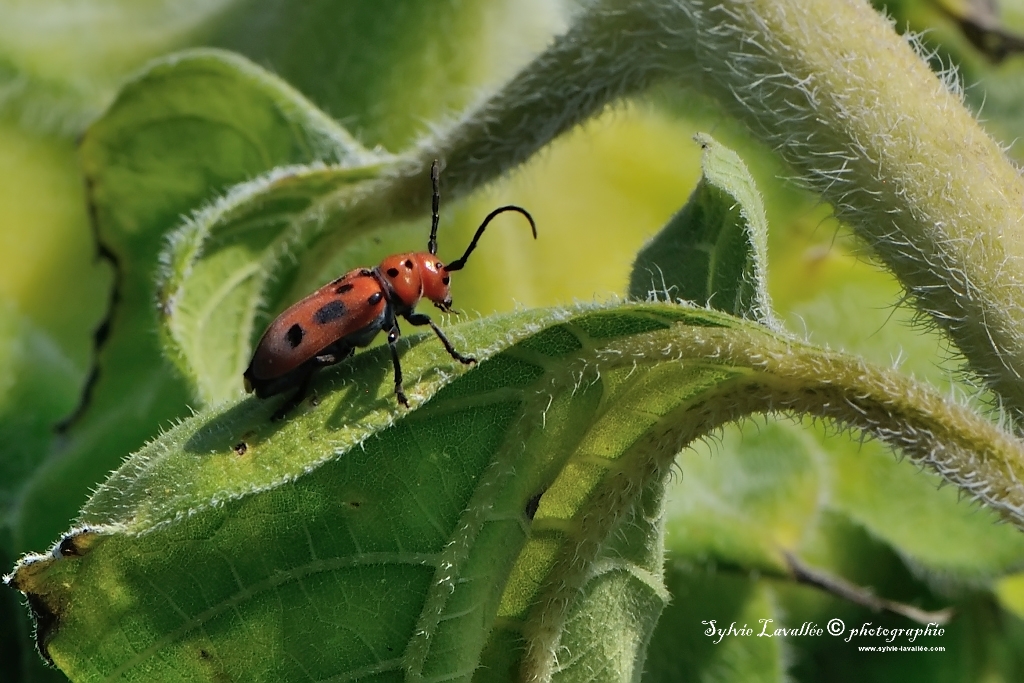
[386,324,409,407]
[404,312,475,365]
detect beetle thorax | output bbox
[376,252,452,310]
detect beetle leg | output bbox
[271,369,314,421]
[271,348,355,420]
[387,324,410,407]
[405,312,476,365]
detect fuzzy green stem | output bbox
[673,0,1024,423]
[628,324,1024,526]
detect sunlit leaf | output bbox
[13,49,370,558]
[629,133,776,328]
[11,302,1024,681]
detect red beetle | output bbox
[244,161,536,418]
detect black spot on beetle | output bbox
[442,275,450,285]
[387,267,400,278]
[335,282,354,294]
[286,324,304,348]
[233,442,248,456]
[404,259,413,269]
[525,492,543,520]
[368,292,383,305]
[313,300,346,325]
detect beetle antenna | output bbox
[444,205,537,272]
[428,160,441,255]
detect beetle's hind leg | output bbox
[270,348,353,420]
[271,370,315,421]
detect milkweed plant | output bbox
[3,1,1024,681]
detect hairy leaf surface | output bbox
[14,49,370,558]
[629,133,776,328]
[12,302,1024,682]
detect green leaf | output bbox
[10,2,1024,681]
[538,470,670,682]
[996,571,1024,619]
[0,101,114,683]
[11,302,1024,681]
[0,304,80,528]
[664,419,822,574]
[11,49,372,557]
[652,268,1024,681]
[0,119,111,361]
[787,276,1024,578]
[827,430,1024,577]
[629,133,776,328]
[644,564,784,683]
[779,568,1024,683]
[0,305,82,683]
[0,2,238,133]
[665,415,1024,584]
[210,0,562,150]
[0,0,560,141]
